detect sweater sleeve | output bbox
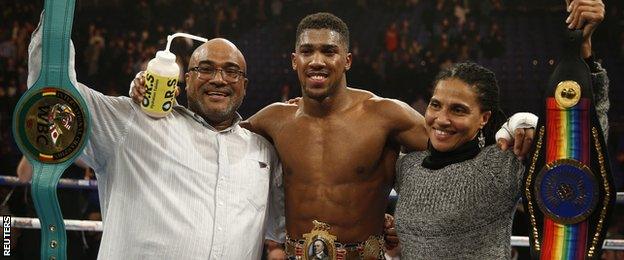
[395,153,406,194]
[590,61,609,142]
[482,146,524,204]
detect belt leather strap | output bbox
[12,0,90,259]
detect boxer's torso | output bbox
[255,88,400,242]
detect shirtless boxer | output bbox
[244,13,426,259]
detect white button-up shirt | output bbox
[28,17,285,260]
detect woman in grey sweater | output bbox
[394,62,524,259]
[394,59,609,259]
[394,2,609,258]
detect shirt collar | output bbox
[174,104,242,133]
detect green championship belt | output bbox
[522,29,615,259]
[12,0,89,259]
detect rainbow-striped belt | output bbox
[540,98,589,259]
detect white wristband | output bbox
[495,112,538,141]
[509,112,538,130]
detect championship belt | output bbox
[286,220,384,260]
[302,220,339,260]
[12,0,89,259]
[522,29,614,259]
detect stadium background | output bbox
[0,0,623,259]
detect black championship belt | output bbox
[522,29,615,259]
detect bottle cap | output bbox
[155,51,176,63]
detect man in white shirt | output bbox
[27,14,283,259]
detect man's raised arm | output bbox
[28,12,138,170]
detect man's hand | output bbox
[284,97,301,105]
[264,239,283,251]
[130,72,181,105]
[566,0,604,58]
[129,71,146,104]
[497,128,535,160]
[383,213,399,250]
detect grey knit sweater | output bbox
[394,63,609,260]
[395,145,523,259]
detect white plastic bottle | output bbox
[142,50,179,118]
[141,33,208,118]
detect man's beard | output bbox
[187,94,242,124]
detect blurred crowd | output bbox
[1,0,624,259]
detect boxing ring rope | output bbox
[9,218,624,250]
[0,176,97,190]
[12,217,102,232]
[3,175,623,202]
[2,175,624,250]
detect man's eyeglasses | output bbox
[190,66,246,82]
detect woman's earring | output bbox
[478,129,485,149]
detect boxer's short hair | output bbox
[296,12,349,51]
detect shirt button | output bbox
[217,227,222,231]
[218,201,224,206]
